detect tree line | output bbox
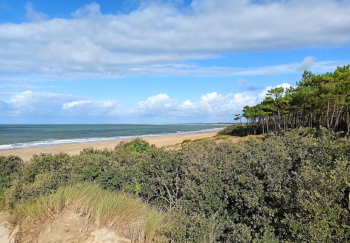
[236,65,350,135]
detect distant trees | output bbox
[241,65,350,134]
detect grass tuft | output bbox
[9,183,172,242]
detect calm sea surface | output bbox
[0,124,227,150]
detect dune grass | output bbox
[9,183,173,242]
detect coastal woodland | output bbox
[0,66,350,242]
[233,65,350,136]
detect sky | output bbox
[0,0,349,124]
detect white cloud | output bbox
[62,100,120,115]
[0,1,349,78]
[257,83,293,101]
[0,83,293,121]
[0,100,11,110]
[62,100,92,109]
[136,83,292,118]
[25,2,48,22]
[1,91,120,116]
[72,2,102,19]
[134,58,349,77]
[138,94,177,115]
[0,84,37,90]
[296,56,316,71]
[8,91,76,114]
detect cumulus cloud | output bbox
[0,1,349,78]
[62,100,120,115]
[0,100,11,110]
[136,91,257,117]
[25,2,48,21]
[138,94,177,116]
[72,2,102,18]
[8,91,76,114]
[1,91,120,116]
[256,83,293,101]
[1,83,293,121]
[137,83,292,118]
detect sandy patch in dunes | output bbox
[0,211,131,243]
[0,213,16,243]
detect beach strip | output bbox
[0,131,218,162]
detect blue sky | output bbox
[0,0,349,124]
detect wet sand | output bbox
[0,131,219,162]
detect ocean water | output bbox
[0,124,227,150]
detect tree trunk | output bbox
[334,105,343,132]
[326,101,331,132]
[347,110,350,134]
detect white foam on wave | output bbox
[0,127,225,151]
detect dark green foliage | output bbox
[117,138,151,152]
[3,130,350,242]
[0,155,23,210]
[241,65,350,135]
[217,123,248,136]
[0,156,23,195]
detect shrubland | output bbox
[1,129,350,242]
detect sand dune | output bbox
[0,211,131,243]
[0,131,219,162]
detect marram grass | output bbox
[9,183,173,242]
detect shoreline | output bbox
[0,127,224,151]
[0,130,219,162]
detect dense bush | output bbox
[0,155,23,195]
[122,138,151,152]
[0,155,23,210]
[4,129,350,242]
[217,123,248,136]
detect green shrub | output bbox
[117,138,151,152]
[3,133,350,242]
[0,155,23,195]
[0,155,23,210]
[217,124,248,136]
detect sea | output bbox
[0,124,228,151]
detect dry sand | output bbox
[0,131,219,162]
[0,211,131,243]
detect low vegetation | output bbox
[1,128,350,242]
[0,155,23,210]
[217,123,248,137]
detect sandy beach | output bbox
[0,131,218,162]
